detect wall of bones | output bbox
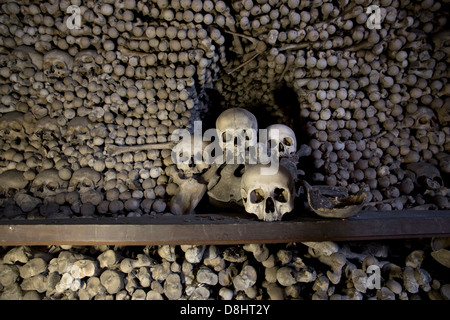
[0,0,450,301]
[0,241,449,300]
[0,0,449,220]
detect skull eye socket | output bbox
[283,137,294,147]
[55,61,66,69]
[46,183,58,192]
[249,188,265,204]
[418,117,428,124]
[274,188,288,203]
[81,180,93,189]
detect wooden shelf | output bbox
[1,210,450,245]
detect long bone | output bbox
[104,141,177,156]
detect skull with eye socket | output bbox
[241,164,295,221]
[216,108,258,164]
[68,167,102,194]
[30,169,67,199]
[171,135,211,178]
[266,124,297,158]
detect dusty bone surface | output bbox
[0,238,449,300]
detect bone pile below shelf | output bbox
[0,240,449,300]
[0,0,449,220]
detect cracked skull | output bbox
[43,49,74,79]
[30,169,67,198]
[216,108,258,164]
[241,164,295,221]
[266,124,297,158]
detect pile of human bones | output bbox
[1,240,449,300]
[0,0,449,220]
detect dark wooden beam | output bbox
[1,210,450,245]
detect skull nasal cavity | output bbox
[265,197,275,213]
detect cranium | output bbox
[0,170,29,197]
[171,135,211,177]
[43,49,74,79]
[8,46,43,73]
[32,116,62,143]
[432,29,450,63]
[241,164,295,221]
[406,162,443,190]
[0,111,35,149]
[68,167,102,193]
[64,116,93,145]
[216,108,258,164]
[30,169,68,199]
[73,50,102,77]
[410,107,438,131]
[266,124,297,158]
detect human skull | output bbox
[68,167,102,193]
[241,164,295,221]
[32,116,62,143]
[432,29,450,63]
[43,49,74,79]
[0,170,29,197]
[0,111,34,149]
[8,46,43,73]
[171,135,211,177]
[30,169,68,199]
[216,108,258,164]
[266,124,297,158]
[410,107,438,131]
[406,162,443,190]
[64,116,93,145]
[73,50,102,77]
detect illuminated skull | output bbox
[266,124,297,158]
[241,164,295,221]
[215,108,258,164]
